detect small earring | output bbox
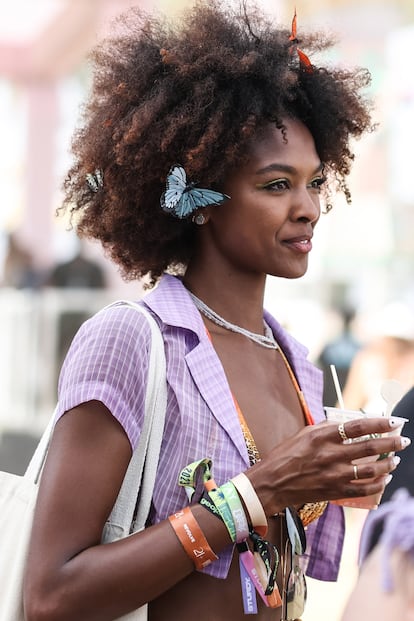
[192,213,206,225]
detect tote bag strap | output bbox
[105,301,167,535]
[25,405,59,484]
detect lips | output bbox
[282,235,313,253]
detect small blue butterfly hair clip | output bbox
[86,169,104,193]
[160,164,229,219]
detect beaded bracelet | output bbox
[168,506,219,570]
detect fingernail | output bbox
[392,455,401,467]
[385,474,393,485]
[401,437,412,448]
[389,417,403,427]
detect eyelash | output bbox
[309,176,327,191]
[258,176,327,192]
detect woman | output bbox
[23,3,410,620]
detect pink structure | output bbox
[0,0,153,270]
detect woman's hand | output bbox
[245,416,410,516]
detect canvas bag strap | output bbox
[24,405,59,484]
[105,301,167,535]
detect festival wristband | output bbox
[237,541,269,608]
[237,539,282,610]
[199,489,222,519]
[178,458,213,502]
[231,473,268,536]
[239,552,259,614]
[220,481,250,542]
[168,506,219,570]
[250,530,280,599]
[179,460,236,541]
[208,482,237,543]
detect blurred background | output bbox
[0,1,413,618]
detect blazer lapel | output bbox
[185,337,250,465]
[143,274,249,464]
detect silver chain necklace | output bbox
[188,291,279,350]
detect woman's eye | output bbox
[308,176,327,191]
[260,179,290,192]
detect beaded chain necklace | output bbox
[188,291,279,350]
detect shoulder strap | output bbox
[104,301,167,535]
[25,405,59,483]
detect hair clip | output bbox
[86,169,104,192]
[160,164,229,219]
[289,9,313,74]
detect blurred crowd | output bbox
[1,232,107,291]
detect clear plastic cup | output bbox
[324,407,407,509]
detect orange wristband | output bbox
[168,506,219,570]
[231,472,268,537]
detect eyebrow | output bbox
[255,162,323,176]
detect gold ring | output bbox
[353,464,359,480]
[338,423,349,442]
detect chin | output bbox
[281,274,307,280]
[271,266,309,280]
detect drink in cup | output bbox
[324,407,407,509]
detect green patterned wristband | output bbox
[220,481,249,542]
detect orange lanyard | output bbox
[206,328,315,466]
[276,346,315,427]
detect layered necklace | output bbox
[188,291,279,350]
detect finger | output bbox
[333,454,397,486]
[344,434,411,462]
[342,436,409,464]
[333,416,406,442]
[342,473,392,499]
[350,454,401,481]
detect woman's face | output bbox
[203,118,324,280]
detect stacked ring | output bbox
[338,423,349,442]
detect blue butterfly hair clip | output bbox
[160,164,229,219]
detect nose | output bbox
[290,187,321,224]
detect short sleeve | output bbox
[55,304,152,450]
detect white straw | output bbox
[330,364,345,409]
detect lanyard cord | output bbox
[232,346,315,468]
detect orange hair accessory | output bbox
[289,9,313,74]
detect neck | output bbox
[183,266,267,333]
[186,289,278,349]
